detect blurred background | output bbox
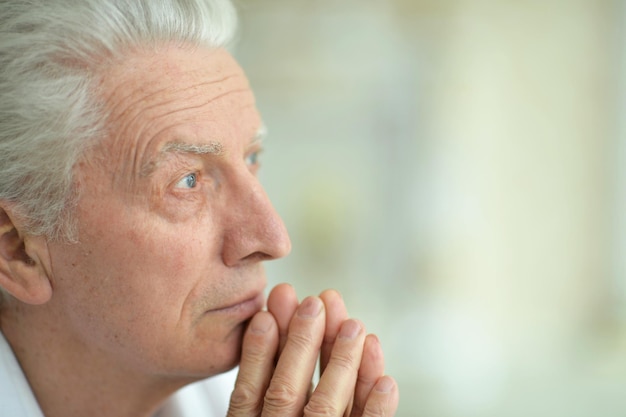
[232,0,625,415]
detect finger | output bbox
[304,319,366,417]
[267,283,299,355]
[319,289,349,374]
[360,376,399,417]
[350,334,385,417]
[228,312,278,417]
[262,296,325,417]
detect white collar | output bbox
[0,330,45,417]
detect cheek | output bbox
[95,221,212,308]
[52,208,216,333]
[47,216,229,372]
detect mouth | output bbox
[205,291,265,318]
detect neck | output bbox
[0,302,192,417]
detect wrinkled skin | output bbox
[0,45,398,417]
[231,283,400,417]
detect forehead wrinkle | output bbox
[103,80,171,131]
[204,87,252,108]
[111,78,248,182]
[105,74,241,139]
[147,86,252,129]
[135,88,254,177]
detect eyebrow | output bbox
[161,141,224,155]
[139,125,267,177]
[255,124,268,142]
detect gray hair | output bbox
[0,0,237,242]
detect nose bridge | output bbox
[221,172,291,265]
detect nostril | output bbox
[240,251,273,264]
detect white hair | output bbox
[0,0,237,242]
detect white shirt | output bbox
[0,331,237,417]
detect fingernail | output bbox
[338,320,362,339]
[249,312,273,334]
[375,377,394,393]
[298,297,322,318]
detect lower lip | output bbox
[207,292,265,318]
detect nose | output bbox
[220,174,291,267]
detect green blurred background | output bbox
[233,0,626,415]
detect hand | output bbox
[227,284,399,416]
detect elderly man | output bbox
[0,1,398,416]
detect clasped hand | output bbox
[227,284,399,417]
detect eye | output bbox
[175,173,198,189]
[245,151,261,168]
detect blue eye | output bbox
[245,151,259,167]
[176,173,197,189]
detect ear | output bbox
[0,204,52,305]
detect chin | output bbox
[164,349,240,382]
[184,323,246,379]
[216,326,246,372]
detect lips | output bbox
[206,290,265,318]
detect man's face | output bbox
[44,46,291,379]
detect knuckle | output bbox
[263,380,302,413]
[229,381,262,414]
[328,349,359,373]
[303,396,340,417]
[286,329,318,352]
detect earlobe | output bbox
[0,205,52,305]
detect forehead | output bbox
[94,45,260,166]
